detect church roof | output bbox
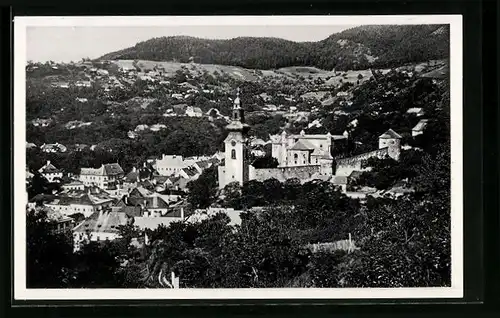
[311,148,333,159]
[379,129,402,139]
[290,139,315,151]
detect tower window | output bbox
[231,149,236,159]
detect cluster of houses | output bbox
[27,151,224,251]
[406,107,429,137]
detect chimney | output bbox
[132,166,136,172]
[143,162,146,168]
[46,160,51,166]
[180,207,184,219]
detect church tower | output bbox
[219,88,251,189]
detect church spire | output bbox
[226,87,250,132]
[233,87,241,109]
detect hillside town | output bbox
[25,24,451,289]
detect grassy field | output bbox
[109,59,447,85]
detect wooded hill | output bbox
[99,25,449,71]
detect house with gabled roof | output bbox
[61,180,85,191]
[40,143,67,153]
[406,107,425,117]
[128,186,154,198]
[186,106,203,117]
[30,206,74,235]
[172,176,190,192]
[38,160,63,183]
[155,154,188,176]
[31,118,53,127]
[179,165,200,181]
[79,163,124,190]
[72,210,133,251]
[412,119,429,137]
[123,164,155,187]
[44,191,115,218]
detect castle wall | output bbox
[249,165,321,183]
[335,148,389,177]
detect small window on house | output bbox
[231,149,236,159]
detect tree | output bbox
[251,156,278,169]
[221,182,242,209]
[340,194,450,287]
[26,208,74,287]
[72,240,124,288]
[187,165,218,209]
[27,171,62,199]
[219,207,310,288]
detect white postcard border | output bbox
[14,15,463,300]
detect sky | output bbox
[26,25,354,63]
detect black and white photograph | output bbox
[14,15,463,300]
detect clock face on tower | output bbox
[231,140,236,147]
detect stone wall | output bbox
[335,148,389,176]
[250,165,321,183]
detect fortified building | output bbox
[217,88,402,190]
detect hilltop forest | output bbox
[100,25,450,71]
